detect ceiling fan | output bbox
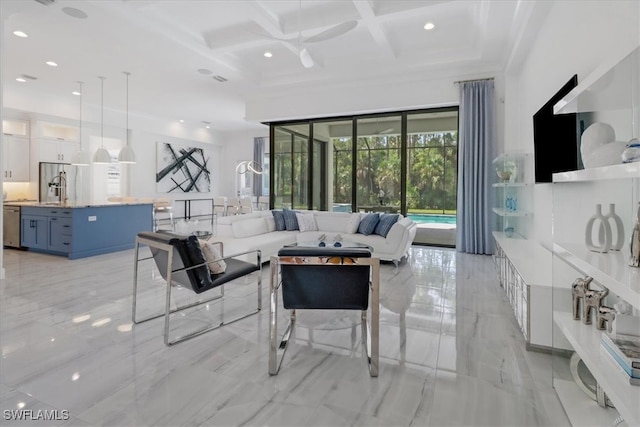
[260,2,357,68]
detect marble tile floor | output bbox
[0,246,571,427]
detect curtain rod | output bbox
[454,77,495,84]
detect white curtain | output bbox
[456,80,496,254]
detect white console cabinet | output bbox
[493,232,552,349]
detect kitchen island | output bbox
[7,201,153,259]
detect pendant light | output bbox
[118,71,136,164]
[70,81,90,166]
[93,76,111,164]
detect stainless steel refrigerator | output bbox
[39,162,78,204]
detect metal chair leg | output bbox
[164,262,262,346]
[369,259,380,377]
[268,255,379,377]
[133,236,262,346]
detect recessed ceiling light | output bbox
[197,68,212,75]
[16,78,26,83]
[46,61,58,67]
[13,31,28,38]
[424,22,435,30]
[264,51,273,58]
[179,119,184,123]
[72,91,81,96]
[62,7,88,19]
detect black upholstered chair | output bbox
[132,231,261,345]
[269,246,380,376]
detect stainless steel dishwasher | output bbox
[3,205,21,248]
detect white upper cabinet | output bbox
[2,119,30,182]
[38,121,79,163]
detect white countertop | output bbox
[4,201,153,208]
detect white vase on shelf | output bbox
[600,203,624,251]
[585,204,612,253]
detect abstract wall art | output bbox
[156,142,211,193]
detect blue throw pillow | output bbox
[282,209,299,230]
[374,214,399,237]
[357,213,380,235]
[272,210,286,231]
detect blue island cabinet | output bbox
[20,214,48,250]
[20,204,153,259]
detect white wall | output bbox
[127,130,224,216]
[246,74,462,123]
[505,0,640,247]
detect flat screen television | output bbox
[532,75,579,183]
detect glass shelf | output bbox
[492,208,529,217]
[492,182,529,188]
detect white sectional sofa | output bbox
[214,210,417,265]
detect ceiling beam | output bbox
[96,1,248,78]
[351,1,396,59]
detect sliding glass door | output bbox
[271,123,326,210]
[355,115,402,213]
[405,111,458,215]
[269,107,459,246]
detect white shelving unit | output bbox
[552,167,639,426]
[551,45,640,426]
[554,379,622,427]
[554,44,639,115]
[555,312,638,424]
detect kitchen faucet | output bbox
[48,171,67,204]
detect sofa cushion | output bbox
[374,213,400,237]
[283,209,299,230]
[265,216,276,232]
[296,212,318,232]
[272,210,286,231]
[357,213,380,235]
[199,240,227,274]
[345,212,361,234]
[232,217,268,238]
[315,212,352,232]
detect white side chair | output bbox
[213,197,227,217]
[153,197,175,231]
[226,197,240,215]
[258,196,269,210]
[239,197,253,214]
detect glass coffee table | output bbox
[285,240,372,251]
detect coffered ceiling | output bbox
[1,0,544,131]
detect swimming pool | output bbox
[407,214,457,225]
